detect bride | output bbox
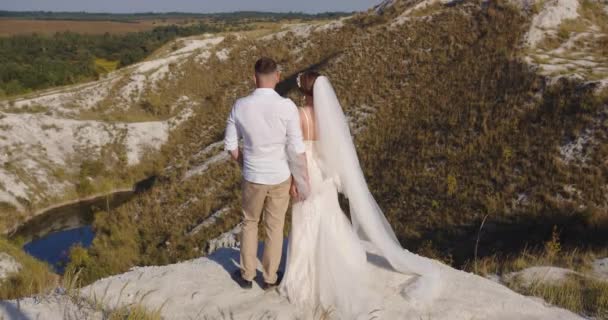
[279,71,441,318]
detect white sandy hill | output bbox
[384,0,608,87]
[0,101,191,214]
[523,0,608,86]
[0,34,226,215]
[0,246,581,320]
[526,0,580,47]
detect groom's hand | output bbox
[228,148,244,168]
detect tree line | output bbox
[0,23,227,97]
[0,11,349,21]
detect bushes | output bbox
[80,159,107,179]
[75,159,109,196]
[66,210,141,284]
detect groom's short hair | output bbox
[255,57,278,75]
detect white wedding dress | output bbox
[280,76,442,319]
[280,140,377,318]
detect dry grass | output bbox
[0,237,57,299]
[557,18,589,39]
[468,228,608,318]
[59,270,165,320]
[508,276,608,318]
[1,103,48,114]
[579,0,608,33]
[468,225,606,276]
[531,0,548,15]
[476,255,608,318]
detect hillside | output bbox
[0,33,230,232]
[0,0,607,318]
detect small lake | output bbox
[12,191,135,274]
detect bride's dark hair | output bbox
[297,71,321,96]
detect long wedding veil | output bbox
[313,76,441,302]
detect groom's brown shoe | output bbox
[262,271,283,291]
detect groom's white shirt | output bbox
[224,88,306,185]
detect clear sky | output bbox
[0,0,382,14]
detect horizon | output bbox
[0,9,354,14]
[0,0,380,15]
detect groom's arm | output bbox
[224,105,242,165]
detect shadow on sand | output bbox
[208,240,290,288]
[0,300,32,320]
[208,238,403,289]
[406,208,608,268]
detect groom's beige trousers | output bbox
[240,176,291,284]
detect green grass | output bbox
[94,58,120,74]
[0,237,57,299]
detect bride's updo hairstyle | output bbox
[297,71,321,96]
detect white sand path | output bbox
[0,244,582,320]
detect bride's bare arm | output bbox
[287,106,310,200]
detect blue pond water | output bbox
[14,191,135,274]
[23,226,95,274]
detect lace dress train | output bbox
[279,142,379,319]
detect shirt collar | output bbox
[253,88,278,95]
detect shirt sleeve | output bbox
[285,99,306,155]
[224,104,239,151]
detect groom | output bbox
[224,57,309,290]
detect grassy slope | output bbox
[347,3,608,265]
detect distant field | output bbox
[0,11,349,36]
[0,18,199,36]
[0,11,348,95]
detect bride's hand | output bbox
[290,182,299,200]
